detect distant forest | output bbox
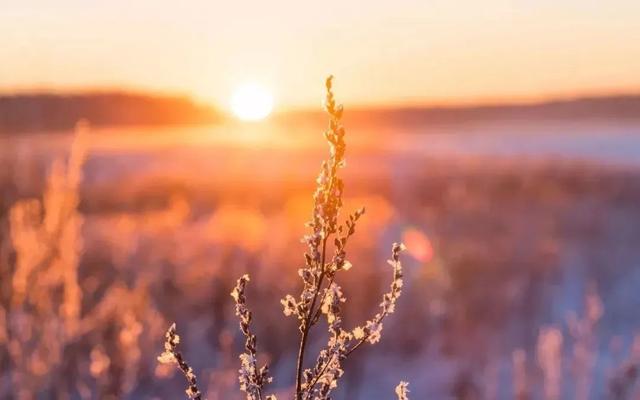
[1,91,640,134]
[0,92,219,133]
[280,94,640,129]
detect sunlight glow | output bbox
[230,83,274,121]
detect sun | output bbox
[230,83,274,121]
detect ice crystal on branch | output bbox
[231,274,274,400]
[281,76,409,400]
[157,76,409,400]
[158,324,202,400]
[395,381,410,400]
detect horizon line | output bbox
[2,85,640,113]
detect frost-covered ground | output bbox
[2,117,640,398]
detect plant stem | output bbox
[295,236,328,399]
[304,355,332,395]
[310,275,334,324]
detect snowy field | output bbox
[2,117,640,398]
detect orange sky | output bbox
[2,1,640,111]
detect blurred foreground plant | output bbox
[0,122,153,398]
[159,76,410,399]
[1,122,87,397]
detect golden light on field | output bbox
[230,83,274,121]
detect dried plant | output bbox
[537,326,563,400]
[0,122,155,398]
[159,76,409,399]
[568,283,603,400]
[395,381,410,400]
[158,323,203,400]
[231,274,273,400]
[2,122,87,396]
[512,349,530,400]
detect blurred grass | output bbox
[2,125,640,398]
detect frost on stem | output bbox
[157,76,410,400]
[158,323,202,400]
[231,274,275,400]
[300,243,407,399]
[278,76,410,400]
[350,242,406,347]
[395,381,410,400]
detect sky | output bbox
[2,0,640,111]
